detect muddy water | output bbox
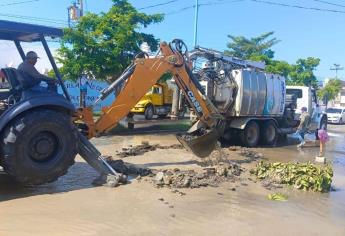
[0,127,345,236]
[243,135,345,235]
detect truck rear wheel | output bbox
[261,121,277,146]
[0,109,78,185]
[240,121,260,147]
[144,104,154,120]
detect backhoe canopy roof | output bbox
[0,20,63,42]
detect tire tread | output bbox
[1,109,77,185]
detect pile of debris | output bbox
[117,141,183,158]
[93,157,243,189]
[106,159,152,176]
[95,142,247,188]
[151,162,242,188]
[92,159,153,187]
[239,147,264,159]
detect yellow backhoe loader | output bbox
[74,39,225,182]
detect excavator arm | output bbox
[75,39,224,158]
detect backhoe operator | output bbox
[17,51,57,92]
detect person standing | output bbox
[312,104,321,141]
[317,126,329,157]
[296,106,311,148]
[0,70,5,82]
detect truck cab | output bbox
[286,86,327,130]
[130,82,173,119]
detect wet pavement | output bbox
[0,125,344,236]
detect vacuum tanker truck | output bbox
[190,46,327,147]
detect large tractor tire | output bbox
[240,121,260,147]
[0,109,78,185]
[144,104,154,120]
[261,120,277,146]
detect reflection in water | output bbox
[0,162,98,202]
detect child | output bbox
[317,127,329,157]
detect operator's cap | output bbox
[25,51,40,59]
[301,107,307,112]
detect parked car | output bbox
[326,107,345,124]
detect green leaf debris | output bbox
[250,162,333,192]
[267,193,288,201]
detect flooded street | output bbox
[0,125,345,236]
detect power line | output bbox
[166,5,194,15]
[166,0,245,15]
[138,0,180,10]
[142,0,345,15]
[313,0,345,8]
[0,1,67,27]
[0,0,40,7]
[0,13,68,26]
[330,64,344,78]
[251,0,345,14]
[201,0,245,7]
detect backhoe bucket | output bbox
[176,127,220,158]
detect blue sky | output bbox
[0,0,344,79]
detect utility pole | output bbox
[193,0,199,47]
[67,0,83,28]
[67,7,71,27]
[330,63,344,78]
[189,0,199,121]
[78,0,84,16]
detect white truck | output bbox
[191,47,327,147]
[286,86,327,131]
